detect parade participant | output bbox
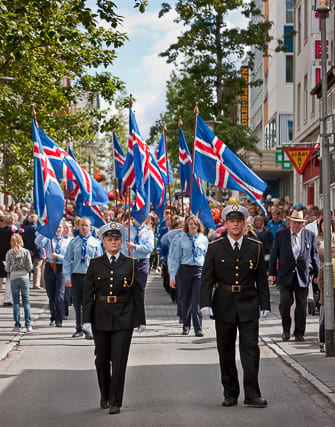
[63,217,102,338]
[201,204,270,408]
[35,223,72,327]
[83,222,145,414]
[121,216,154,292]
[23,214,45,289]
[61,220,73,319]
[0,214,14,306]
[269,210,319,342]
[169,215,208,337]
[254,215,273,270]
[266,208,286,237]
[5,233,33,332]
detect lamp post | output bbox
[315,0,335,356]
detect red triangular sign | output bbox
[283,147,315,175]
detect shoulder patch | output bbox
[246,236,262,244]
[209,237,224,244]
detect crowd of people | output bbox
[0,194,334,412]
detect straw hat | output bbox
[287,210,306,222]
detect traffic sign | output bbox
[283,147,315,174]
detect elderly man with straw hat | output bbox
[269,210,320,342]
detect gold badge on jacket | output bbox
[249,260,254,269]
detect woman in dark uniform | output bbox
[83,222,145,415]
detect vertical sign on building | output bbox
[241,66,249,126]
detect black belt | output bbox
[217,283,255,293]
[98,295,130,303]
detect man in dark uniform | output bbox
[83,222,146,415]
[201,204,270,408]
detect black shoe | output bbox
[282,332,290,341]
[182,328,190,335]
[49,321,55,327]
[3,302,12,306]
[222,398,238,407]
[100,400,109,409]
[55,323,62,327]
[85,332,94,340]
[72,330,84,338]
[294,335,304,342]
[195,330,204,337]
[109,406,120,414]
[244,397,268,408]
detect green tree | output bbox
[150,0,272,165]
[0,0,147,200]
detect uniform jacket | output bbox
[200,235,270,323]
[83,253,145,331]
[269,227,319,287]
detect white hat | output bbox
[222,204,248,221]
[97,222,124,239]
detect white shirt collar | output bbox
[227,234,244,250]
[106,251,120,262]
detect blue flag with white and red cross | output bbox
[128,107,151,223]
[149,151,166,220]
[113,132,125,194]
[178,127,215,229]
[32,119,64,238]
[194,114,267,214]
[156,132,174,185]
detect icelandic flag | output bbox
[194,114,267,213]
[75,192,106,228]
[178,127,215,229]
[38,128,93,206]
[65,146,109,206]
[32,119,64,238]
[113,132,125,183]
[156,132,174,185]
[149,151,166,220]
[129,107,151,223]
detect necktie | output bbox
[234,241,239,255]
[55,237,62,254]
[292,234,299,259]
[134,227,140,244]
[80,235,88,264]
[110,255,116,264]
[187,233,197,261]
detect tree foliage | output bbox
[149,0,272,164]
[0,0,147,200]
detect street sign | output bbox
[283,147,315,174]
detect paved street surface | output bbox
[0,274,335,427]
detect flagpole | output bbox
[178,117,185,217]
[163,122,173,227]
[189,102,199,214]
[127,94,133,256]
[111,132,118,212]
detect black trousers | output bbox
[94,329,133,407]
[279,278,309,336]
[71,273,85,331]
[215,319,261,401]
[44,262,65,325]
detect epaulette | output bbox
[209,237,224,244]
[124,255,136,260]
[91,255,101,260]
[246,236,262,244]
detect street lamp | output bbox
[315,0,335,356]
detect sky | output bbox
[87,1,247,140]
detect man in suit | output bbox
[201,204,270,408]
[269,210,320,342]
[83,222,145,415]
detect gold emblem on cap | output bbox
[111,223,117,229]
[232,205,239,211]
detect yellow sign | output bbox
[241,66,249,126]
[283,147,315,174]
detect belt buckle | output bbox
[232,285,241,293]
[107,296,117,303]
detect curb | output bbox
[260,335,335,406]
[0,306,47,361]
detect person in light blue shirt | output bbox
[35,223,72,327]
[121,216,154,292]
[63,217,102,338]
[169,214,208,337]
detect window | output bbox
[284,25,294,52]
[286,0,294,24]
[297,83,301,128]
[304,74,308,122]
[288,120,293,142]
[286,55,293,83]
[311,94,315,116]
[297,6,302,53]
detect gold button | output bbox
[236,258,239,262]
[235,266,239,270]
[109,291,113,295]
[110,271,113,274]
[235,273,239,277]
[110,277,113,281]
[110,284,113,288]
[235,281,239,284]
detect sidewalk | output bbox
[0,274,334,406]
